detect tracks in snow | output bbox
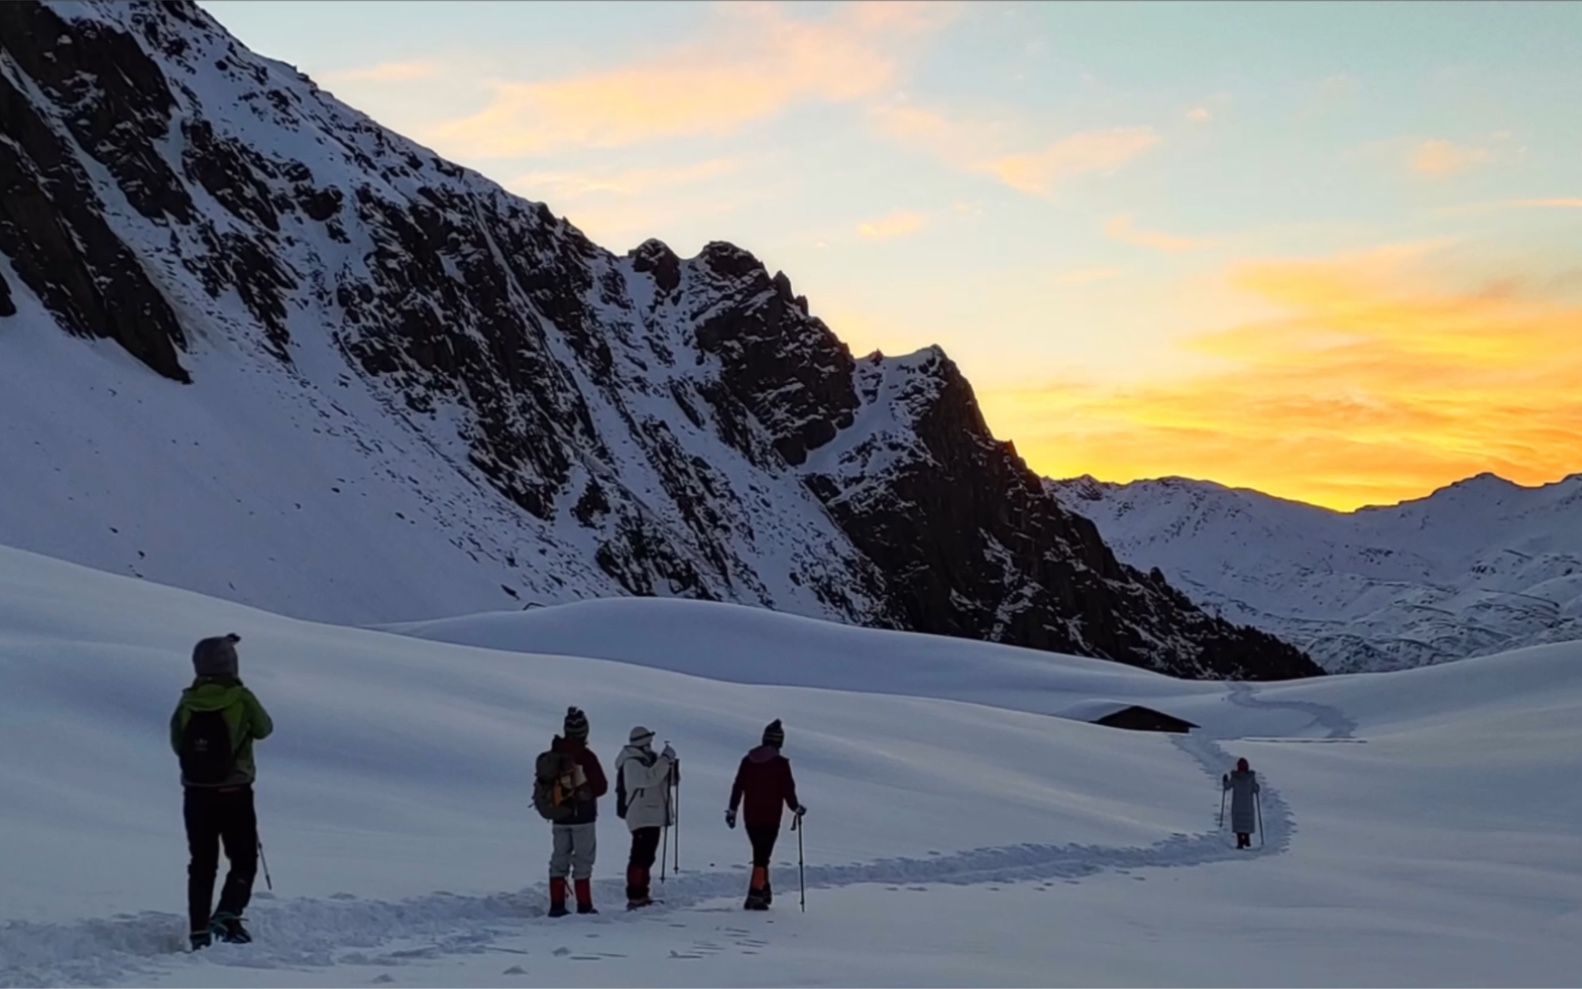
[0,682,1356,988]
[1227,680,1359,740]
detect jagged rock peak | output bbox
[629,237,681,294]
[695,240,768,282]
[0,0,1323,681]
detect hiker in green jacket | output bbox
[170,633,273,951]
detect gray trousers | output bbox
[550,822,597,880]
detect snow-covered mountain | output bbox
[1047,472,1582,673]
[0,1,1317,678]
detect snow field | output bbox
[2,543,1581,986]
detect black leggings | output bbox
[184,785,259,933]
[746,825,779,868]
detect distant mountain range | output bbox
[0,0,1317,680]
[1047,472,1582,672]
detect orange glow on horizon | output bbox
[986,244,1582,511]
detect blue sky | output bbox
[198,1,1582,508]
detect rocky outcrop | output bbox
[0,0,1320,679]
[0,3,191,380]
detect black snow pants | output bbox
[627,826,662,901]
[746,824,780,868]
[184,785,259,934]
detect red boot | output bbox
[575,878,598,915]
[627,866,653,910]
[548,877,569,917]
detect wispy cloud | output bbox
[506,158,756,248]
[868,103,1010,162]
[1506,197,1582,209]
[509,159,742,201]
[871,104,1158,197]
[1054,265,1124,285]
[1433,195,1582,217]
[857,209,928,240]
[429,2,960,158]
[1104,214,1220,253]
[1411,139,1493,176]
[1303,73,1362,117]
[324,60,443,84]
[1186,107,1211,123]
[1001,241,1582,509]
[980,127,1160,197]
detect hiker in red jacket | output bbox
[726,719,804,910]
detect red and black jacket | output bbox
[730,744,799,828]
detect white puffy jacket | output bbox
[615,744,676,832]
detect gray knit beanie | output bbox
[193,633,241,679]
[564,706,590,742]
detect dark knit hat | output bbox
[564,706,590,741]
[193,634,241,679]
[762,719,785,748]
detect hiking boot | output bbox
[189,930,212,952]
[574,878,596,915]
[210,913,251,944]
[547,902,570,918]
[762,881,772,906]
[626,897,654,911]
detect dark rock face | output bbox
[689,243,860,467]
[0,4,191,381]
[0,0,1321,680]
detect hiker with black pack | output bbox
[533,707,607,916]
[726,719,804,910]
[170,634,273,950]
[614,726,677,910]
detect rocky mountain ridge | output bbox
[1048,472,1582,672]
[0,0,1318,679]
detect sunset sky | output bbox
[199,0,1582,510]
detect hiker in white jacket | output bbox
[615,726,676,910]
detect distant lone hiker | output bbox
[1222,757,1261,849]
[170,634,273,950]
[726,719,805,910]
[534,707,607,916]
[615,726,677,910]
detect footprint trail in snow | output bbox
[0,682,1354,988]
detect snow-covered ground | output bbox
[1048,473,1582,672]
[2,542,1580,987]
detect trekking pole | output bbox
[672,766,681,874]
[657,743,675,885]
[258,838,273,892]
[660,788,670,886]
[1218,786,1227,831]
[792,813,805,913]
[1256,791,1264,848]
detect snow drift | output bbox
[1,543,1579,987]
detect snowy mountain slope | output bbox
[0,0,1317,678]
[1047,473,1582,672]
[1,544,1579,987]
